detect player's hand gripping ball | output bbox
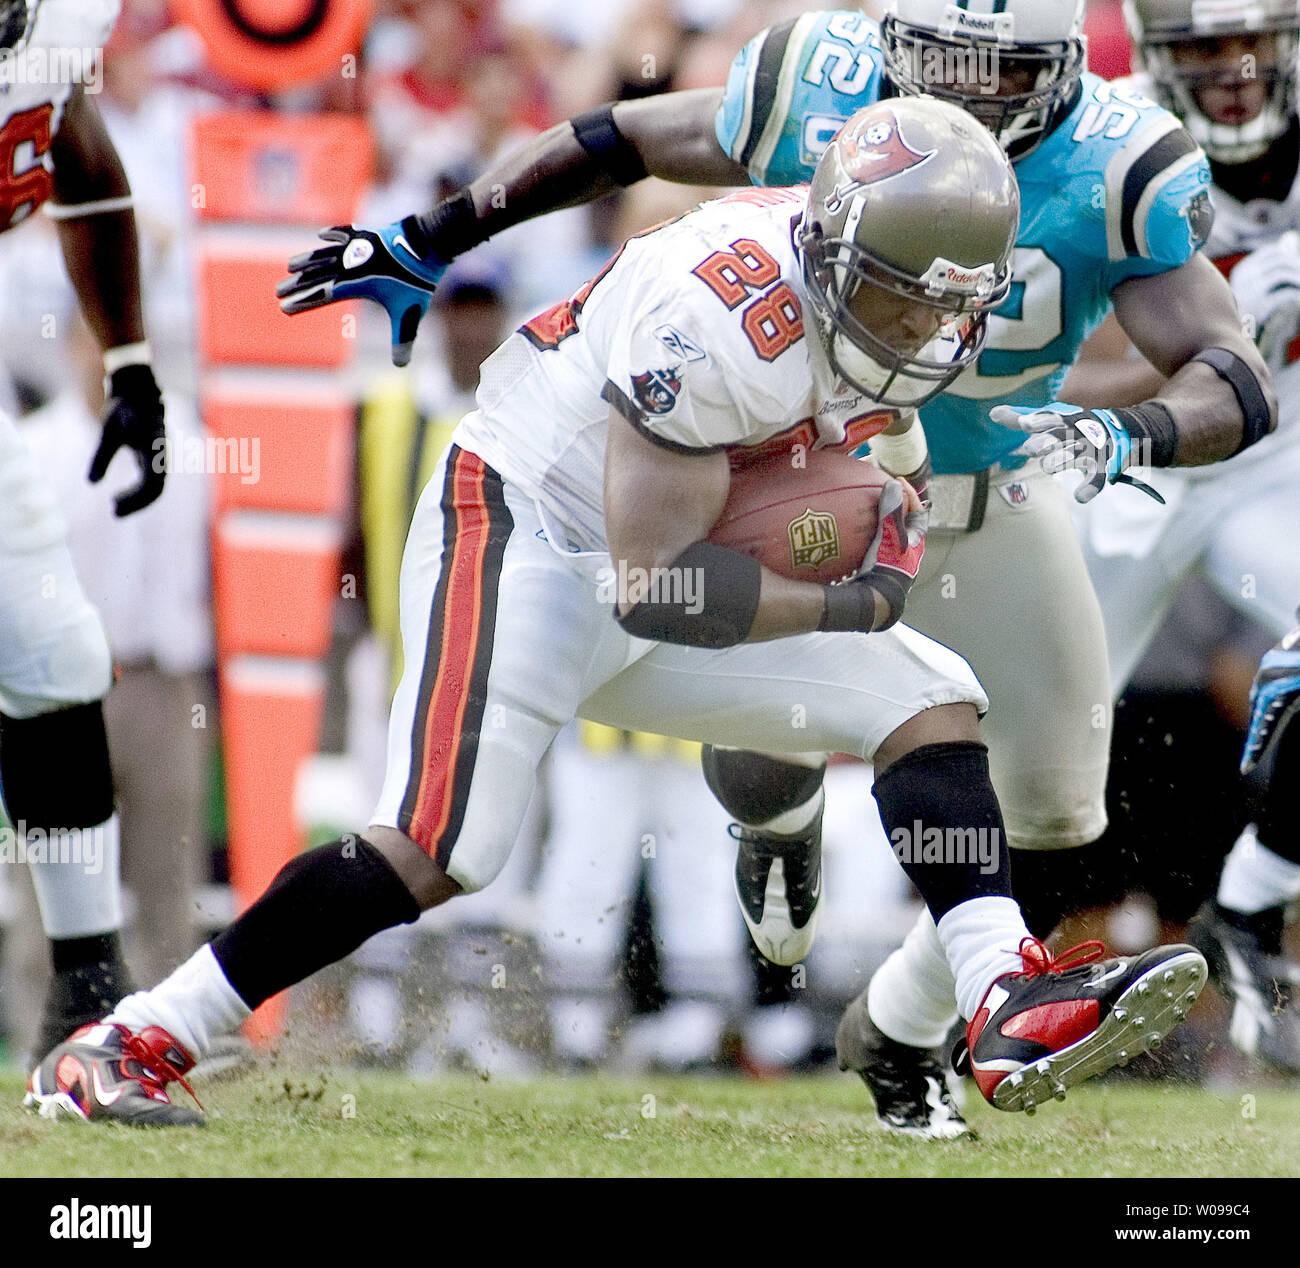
[708,448,924,584]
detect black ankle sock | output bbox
[1214,901,1285,956]
[211,837,421,1010]
[50,931,125,975]
[872,741,1013,921]
[40,935,134,1051]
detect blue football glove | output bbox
[1241,623,1300,775]
[991,402,1165,505]
[277,222,448,366]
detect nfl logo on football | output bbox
[788,507,841,570]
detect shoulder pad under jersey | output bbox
[716,9,885,188]
[1024,72,1213,275]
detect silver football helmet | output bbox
[1127,0,1300,163]
[881,0,1089,158]
[797,97,1019,409]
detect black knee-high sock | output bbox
[872,742,1013,921]
[210,837,421,1010]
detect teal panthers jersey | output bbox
[716,10,1214,474]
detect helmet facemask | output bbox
[798,215,1012,410]
[0,0,36,53]
[881,14,1087,159]
[1138,26,1300,163]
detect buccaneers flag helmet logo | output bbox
[825,112,936,213]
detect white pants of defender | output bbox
[741,464,1111,851]
[370,446,988,896]
[902,463,1113,850]
[0,409,113,722]
[1075,422,1300,693]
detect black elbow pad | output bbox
[613,542,761,648]
[571,104,649,187]
[1193,347,1274,454]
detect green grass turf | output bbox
[1,1067,1296,1178]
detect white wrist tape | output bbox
[45,195,135,220]
[868,416,929,476]
[103,342,152,376]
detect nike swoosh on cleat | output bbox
[91,1066,125,1106]
[1086,962,1129,990]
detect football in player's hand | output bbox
[708,449,890,584]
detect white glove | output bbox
[1230,231,1300,374]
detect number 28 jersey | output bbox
[716,10,1213,474]
[452,188,897,553]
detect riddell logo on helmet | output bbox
[1191,0,1260,24]
[920,257,996,297]
[942,7,1015,39]
[952,12,998,33]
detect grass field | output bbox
[2,1065,1297,1179]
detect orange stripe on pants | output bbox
[406,449,494,855]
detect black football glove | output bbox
[89,363,166,517]
[993,402,1166,505]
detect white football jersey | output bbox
[1202,166,1300,258]
[453,188,898,552]
[1123,71,1300,259]
[0,0,120,232]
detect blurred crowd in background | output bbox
[0,0,1285,1082]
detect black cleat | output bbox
[732,820,823,967]
[1189,902,1300,1073]
[836,989,968,1139]
[966,939,1207,1113]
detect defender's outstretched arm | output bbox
[279,90,743,364]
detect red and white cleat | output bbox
[24,1023,205,1127]
[960,939,1208,1114]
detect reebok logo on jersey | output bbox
[655,324,706,363]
